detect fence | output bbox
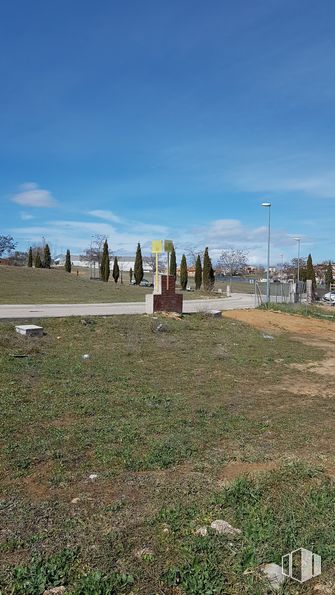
[254,281,307,306]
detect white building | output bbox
[53,254,151,273]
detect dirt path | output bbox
[223,308,335,342]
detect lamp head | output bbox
[261,202,271,207]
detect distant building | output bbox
[53,254,151,273]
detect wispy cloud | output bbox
[20,211,34,221]
[11,182,58,208]
[88,210,122,223]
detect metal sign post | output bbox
[164,240,173,290]
[152,240,163,290]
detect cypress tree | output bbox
[129,268,133,283]
[195,254,202,290]
[65,249,72,273]
[325,261,334,289]
[134,243,144,285]
[306,254,316,290]
[28,247,33,268]
[35,251,42,268]
[180,254,188,290]
[44,243,51,269]
[203,247,215,291]
[100,240,110,282]
[112,256,120,283]
[170,245,177,279]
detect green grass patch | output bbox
[260,301,335,321]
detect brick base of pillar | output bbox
[151,275,183,314]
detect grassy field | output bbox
[1,311,335,593]
[0,267,232,305]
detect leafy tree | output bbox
[0,235,16,257]
[170,245,177,279]
[34,251,42,268]
[195,254,202,290]
[134,243,144,285]
[100,240,110,282]
[306,254,316,289]
[44,243,51,269]
[112,256,120,283]
[203,247,215,291]
[325,261,334,289]
[28,247,33,268]
[129,268,133,283]
[180,254,188,290]
[65,249,72,273]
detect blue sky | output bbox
[1,0,335,264]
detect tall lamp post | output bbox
[261,202,271,303]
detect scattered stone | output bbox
[195,526,208,537]
[88,473,98,481]
[71,497,80,504]
[262,333,274,340]
[43,587,66,595]
[210,520,241,536]
[81,318,96,326]
[82,354,90,360]
[15,324,43,337]
[260,563,285,591]
[135,547,154,560]
[152,322,168,333]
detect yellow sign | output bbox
[164,240,173,253]
[152,239,163,254]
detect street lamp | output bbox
[293,237,301,284]
[261,202,271,303]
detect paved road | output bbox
[0,293,256,319]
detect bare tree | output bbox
[0,235,16,257]
[185,245,204,267]
[80,234,111,270]
[218,248,249,276]
[143,255,165,273]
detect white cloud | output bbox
[20,211,34,221]
[88,210,122,223]
[10,215,314,266]
[11,182,58,208]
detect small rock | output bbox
[260,563,285,591]
[43,587,66,595]
[210,520,241,536]
[135,547,154,560]
[71,497,80,504]
[88,473,98,481]
[262,333,274,340]
[82,354,90,360]
[195,526,208,537]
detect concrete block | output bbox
[145,294,154,314]
[15,324,43,337]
